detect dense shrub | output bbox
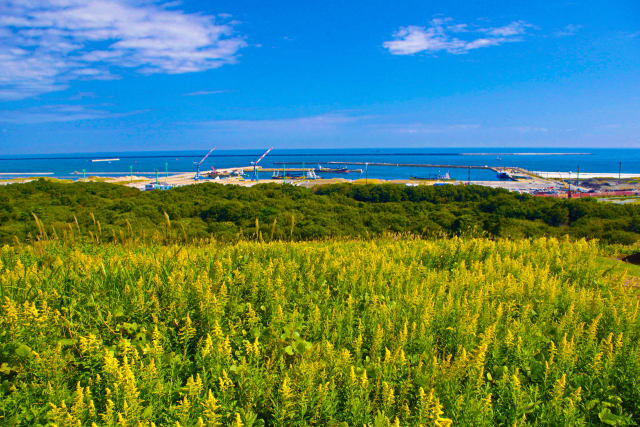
[0,180,639,244]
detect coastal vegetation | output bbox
[1,237,639,425]
[0,179,640,245]
[1,180,639,424]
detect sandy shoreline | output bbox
[532,171,640,179]
[2,167,639,196]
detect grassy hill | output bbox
[1,180,640,245]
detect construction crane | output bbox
[194,147,216,181]
[251,147,273,182]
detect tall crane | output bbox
[251,147,273,182]
[194,147,216,181]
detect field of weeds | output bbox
[1,237,639,425]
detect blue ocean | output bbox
[0,148,637,181]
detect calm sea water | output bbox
[0,148,637,181]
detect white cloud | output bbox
[483,20,530,37]
[384,17,532,55]
[199,114,361,132]
[0,0,246,100]
[509,126,548,133]
[69,91,97,100]
[371,123,480,134]
[183,90,228,96]
[0,104,145,123]
[198,114,487,138]
[554,24,582,37]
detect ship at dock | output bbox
[315,164,363,174]
[496,170,513,180]
[410,172,451,181]
[272,169,319,180]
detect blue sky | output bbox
[0,0,639,153]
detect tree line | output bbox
[0,179,638,244]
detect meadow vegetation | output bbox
[1,237,639,425]
[1,181,639,425]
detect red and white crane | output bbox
[194,147,216,181]
[251,147,273,182]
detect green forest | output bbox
[0,179,638,245]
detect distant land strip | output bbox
[0,152,592,161]
[461,152,592,156]
[0,172,53,176]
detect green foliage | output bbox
[1,180,639,245]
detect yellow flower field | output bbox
[1,237,639,425]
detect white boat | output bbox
[91,158,120,162]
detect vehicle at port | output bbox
[144,183,174,191]
[496,170,513,180]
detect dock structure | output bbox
[324,161,500,172]
[273,161,545,178]
[260,167,314,173]
[274,161,505,172]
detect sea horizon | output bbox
[0,147,638,182]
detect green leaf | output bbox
[295,341,308,354]
[598,408,631,426]
[586,399,600,410]
[15,344,32,359]
[142,406,153,419]
[0,363,14,375]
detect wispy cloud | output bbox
[371,123,480,134]
[383,17,532,55]
[0,0,247,100]
[199,114,361,132]
[509,126,548,133]
[0,104,145,123]
[69,91,98,100]
[194,112,570,141]
[198,113,488,138]
[183,90,228,96]
[554,24,582,37]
